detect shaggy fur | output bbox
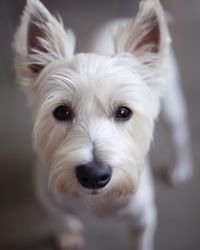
[14,0,193,249]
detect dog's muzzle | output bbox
[76,161,111,189]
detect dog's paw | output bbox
[65,215,84,235]
[166,164,193,187]
[56,216,85,250]
[56,232,85,250]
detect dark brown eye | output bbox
[53,105,73,121]
[115,106,132,121]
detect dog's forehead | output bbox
[69,53,140,79]
[38,53,150,114]
[43,53,144,94]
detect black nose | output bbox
[76,162,111,189]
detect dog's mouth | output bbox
[84,189,100,196]
[90,190,99,195]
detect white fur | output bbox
[14,0,193,249]
[14,0,75,73]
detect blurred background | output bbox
[0,0,200,249]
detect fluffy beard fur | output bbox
[14,0,171,203]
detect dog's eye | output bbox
[115,106,132,121]
[53,105,73,121]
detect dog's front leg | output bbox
[130,205,157,250]
[34,163,85,250]
[122,166,157,250]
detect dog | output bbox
[13,0,193,249]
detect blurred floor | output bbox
[0,0,200,250]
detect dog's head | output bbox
[14,0,170,201]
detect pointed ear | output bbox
[13,0,75,81]
[115,0,171,65]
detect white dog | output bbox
[14,0,193,249]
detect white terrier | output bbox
[14,0,193,249]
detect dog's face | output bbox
[32,54,156,198]
[14,0,170,201]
